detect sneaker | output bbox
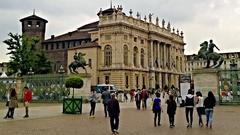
[114,130,119,134]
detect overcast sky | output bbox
[1,0,240,62]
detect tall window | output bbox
[124,45,128,65]
[105,76,110,84]
[104,45,112,66]
[141,49,144,67]
[125,75,129,88]
[133,47,138,67]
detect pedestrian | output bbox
[141,89,149,110]
[89,90,98,118]
[9,88,18,119]
[123,90,128,102]
[107,93,120,134]
[204,91,216,129]
[23,86,32,118]
[166,95,177,128]
[135,89,141,110]
[3,89,11,119]
[195,91,204,127]
[101,88,111,117]
[152,92,162,127]
[185,89,194,128]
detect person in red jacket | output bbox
[23,86,32,118]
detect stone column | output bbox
[163,43,166,69]
[158,42,161,69]
[150,40,154,69]
[159,73,162,89]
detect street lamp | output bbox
[58,65,65,100]
[27,67,34,88]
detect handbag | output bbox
[6,101,9,106]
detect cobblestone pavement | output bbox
[0,102,240,135]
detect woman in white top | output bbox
[195,91,204,127]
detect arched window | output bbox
[141,48,144,67]
[123,45,128,66]
[133,47,138,67]
[104,45,112,66]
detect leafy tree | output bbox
[3,33,52,75]
[65,76,84,98]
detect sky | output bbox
[1,0,240,62]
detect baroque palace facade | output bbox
[20,6,186,90]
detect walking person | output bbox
[108,93,120,134]
[141,89,149,110]
[89,90,98,118]
[101,89,111,117]
[166,95,177,128]
[3,89,11,119]
[204,91,216,129]
[135,89,141,110]
[152,92,162,127]
[9,88,18,119]
[23,86,32,118]
[195,91,204,127]
[185,89,194,128]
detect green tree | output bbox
[3,33,52,75]
[65,76,84,98]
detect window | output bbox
[125,75,129,88]
[142,76,145,88]
[123,45,128,65]
[62,42,65,49]
[105,76,110,84]
[45,44,48,50]
[36,21,40,27]
[104,45,112,66]
[134,37,137,42]
[133,47,138,67]
[88,59,92,68]
[56,43,59,49]
[141,49,144,67]
[141,39,144,44]
[136,75,139,88]
[124,35,128,40]
[51,44,54,50]
[27,21,32,27]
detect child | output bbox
[166,95,177,128]
[152,92,161,127]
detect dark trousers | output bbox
[103,103,108,117]
[9,107,15,118]
[5,108,11,118]
[154,110,161,126]
[168,114,175,126]
[185,108,193,125]
[136,100,141,110]
[110,116,119,132]
[197,107,203,125]
[142,100,147,109]
[90,102,96,116]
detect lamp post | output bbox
[58,65,65,100]
[230,56,238,101]
[27,67,34,88]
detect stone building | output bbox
[20,6,186,90]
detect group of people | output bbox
[3,86,32,119]
[151,88,216,129]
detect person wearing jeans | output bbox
[204,91,216,129]
[195,91,204,127]
[185,89,194,128]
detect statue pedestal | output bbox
[192,69,220,99]
[69,73,91,98]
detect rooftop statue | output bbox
[69,52,88,74]
[196,40,224,68]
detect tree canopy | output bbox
[3,33,52,75]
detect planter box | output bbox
[63,97,82,114]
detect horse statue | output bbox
[68,52,88,74]
[196,40,224,68]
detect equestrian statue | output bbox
[196,39,224,68]
[68,52,88,74]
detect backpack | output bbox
[152,98,161,112]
